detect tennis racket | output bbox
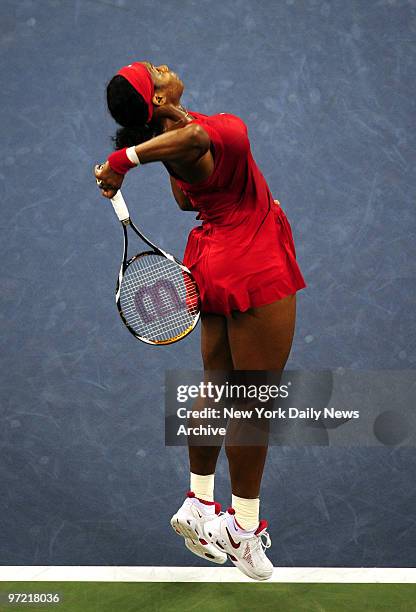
[109,190,200,345]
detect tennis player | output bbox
[95,61,306,580]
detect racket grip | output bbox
[111,190,130,221]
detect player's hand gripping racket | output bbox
[110,190,200,345]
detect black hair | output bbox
[106,75,156,149]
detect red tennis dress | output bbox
[174,111,306,315]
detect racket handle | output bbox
[111,190,130,222]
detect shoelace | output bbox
[258,530,272,551]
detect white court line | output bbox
[0,567,415,583]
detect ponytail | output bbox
[107,75,156,150]
[112,124,155,149]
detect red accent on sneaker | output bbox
[197,497,215,506]
[255,519,268,535]
[228,553,238,562]
[199,538,208,545]
[188,492,222,514]
[225,526,241,549]
[242,543,254,566]
[227,507,235,515]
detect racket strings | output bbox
[119,253,199,343]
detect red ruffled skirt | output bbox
[183,204,306,315]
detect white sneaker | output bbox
[170,492,227,564]
[203,507,273,580]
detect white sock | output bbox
[231,494,260,532]
[190,472,215,502]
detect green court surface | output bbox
[0,582,415,612]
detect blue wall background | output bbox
[0,0,415,567]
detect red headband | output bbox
[117,62,154,123]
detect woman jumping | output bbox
[95,61,306,581]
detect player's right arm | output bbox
[94,123,214,198]
[133,123,213,184]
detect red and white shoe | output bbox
[170,492,227,564]
[203,507,273,580]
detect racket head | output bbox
[117,251,200,345]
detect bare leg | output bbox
[188,312,234,475]
[225,294,297,498]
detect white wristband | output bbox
[126,146,141,166]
